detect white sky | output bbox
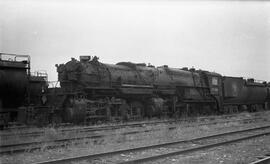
[1,0,270,82]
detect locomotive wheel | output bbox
[266,102,269,110]
[249,105,257,112]
[119,102,130,121]
[35,113,49,127]
[0,113,9,129]
[130,101,144,119]
[51,113,62,126]
[201,105,212,115]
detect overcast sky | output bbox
[1,0,270,82]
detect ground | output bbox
[148,136,270,164]
[0,111,270,164]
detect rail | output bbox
[0,117,265,154]
[31,125,270,164]
[250,156,270,164]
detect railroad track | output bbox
[0,115,267,155]
[1,111,265,135]
[0,119,174,138]
[0,116,267,154]
[31,125,270,164]
[250,156,270,164]
[0,128,161,154]
[1,111,267,139]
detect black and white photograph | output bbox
[0,0,270,163]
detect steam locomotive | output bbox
[55,56,270,123]
[1,54,269,127]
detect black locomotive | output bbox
[1,54,269,127]
[54,56,270,123]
